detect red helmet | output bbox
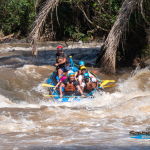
[57,45,63,50]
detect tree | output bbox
[0,0,36,36]
[97,0,143,74]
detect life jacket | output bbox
[65,82,76,92]
[85,79,97,91]
[56,52,65,63]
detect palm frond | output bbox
[28,0,59,41]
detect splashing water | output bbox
[0,42,150,149]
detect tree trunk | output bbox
[98,0,142,74]
[27,0,59,58]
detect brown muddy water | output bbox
[0,41,150,150]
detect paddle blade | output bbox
[101,80,115,82]
[101,80,110,86]
[91,71,98,75]
[104,84,116,88]
[41,83,55,88]
[101,80,116,86]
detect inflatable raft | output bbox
[46,57,102,102]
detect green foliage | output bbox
[64,25,91,42]
[0,0,36,36]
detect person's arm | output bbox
[89,72,97,79]
[58,58,66,65]
[91,78,99,89]
[59,82,64,98]
[81,86,84,92]
[76,85,86,98]
[75,72,78,80]
[54,80,62,91]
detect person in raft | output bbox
[59,72,86,98]
[55,45,69,80]
[54,70,73,91]
[78,66,96,87]
[81,73,101,94]
[75,61,85,80]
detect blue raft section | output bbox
[47,66,102,102]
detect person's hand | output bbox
[100,86,104,89]
[81,94,86,98]
[54,87,56,91]
[98,79,101,82]
[60,94,63,98]
[55,63,58,66]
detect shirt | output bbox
[78,75,84,81]
[81,78,97,87]
[56,52,67,67]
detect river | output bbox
[0,41,150,149]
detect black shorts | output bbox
[57,65,70,72]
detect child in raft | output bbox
[54,70,73,91]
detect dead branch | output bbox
[76,5,108,32]
[56,5,60,26]
[0,33,14,41]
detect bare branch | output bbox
[56,5,60,26]
[76,5,108,32]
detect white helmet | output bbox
[67,70,73,76]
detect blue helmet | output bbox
[69,72,75,78]
[84,73,90,79]
[79,61,85,66]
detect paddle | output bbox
[101,80,115,82]
[101,80,115,86]
[44,95,81,98]
[41,80,116,88]
[104,84,116,88]
[41,83,55,88]
[69,56,74,68]
[91,71,98,75]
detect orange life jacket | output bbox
[65,82,76,92]
[85,79,97,91]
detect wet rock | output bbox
[145,58,150,65]
[85,63,92,67]
[4,38,10,43]
[14,39,18,42]
[19,39,26,43]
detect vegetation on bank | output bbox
[0,0,36,37]
[0,0,150,68]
